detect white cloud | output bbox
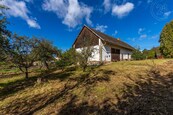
[42,0,93,28]
[138,28,145,34]
[164,11,172,17]
[42,0,67,18]
[103,0,111,13]
[0,0,40,29]
[112,2,134,18]
[95,24,108,32]
[151,34,159,39]
[140,34,147,39]
[113,30,118,36]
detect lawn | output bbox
[0,59,173,114]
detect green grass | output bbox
[0,76,24,88]
[0,62,21,75]
[0,59,173,114]
[0,68,20,74]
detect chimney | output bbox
[117,38,120,40]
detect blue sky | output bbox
[1,0,173,50]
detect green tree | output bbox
[9,34,39,79]
[143,49,149,59]
[143,47,160,59]
[76,41,95,72]
[159,20,173,58]
[132,47,145,60]
[56,48,76,71]
[33,39,60,70]
[0,4,11,61]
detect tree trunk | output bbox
[83,66,87,72]
[44,61,49,70]
[25,67,29,79]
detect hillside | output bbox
[0,59,173,114]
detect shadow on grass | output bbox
[0,73,22,78]
[114,69,173,114]
[0,67,75,101]
[2,64,173,115]
[57,68,173,115]
[0,77,37,100]
[58,96,119,115]
[0,68,111,115]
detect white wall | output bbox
[76,45,100,61]
[76,39,132,62]
[101,45,111,61]
[120,48,132,60]
[99,39,111,62]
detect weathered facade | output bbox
[73,25,134,62]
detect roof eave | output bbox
[106,41,134,51]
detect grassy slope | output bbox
[0,62,20,76]
[0,59,173,114]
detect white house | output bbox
[73,25,134,62]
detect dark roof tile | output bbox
[90,28,134,50]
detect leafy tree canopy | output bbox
[9,34,39,78]
[132,47,145,60]
[33,38,60,70]
[56,48,76,71]
[159,20,173,58]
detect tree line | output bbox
[132,46,161,60]
[132,19,173,60]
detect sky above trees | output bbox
[1,0,173,50]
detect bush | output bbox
[132,48,145,60]
[56,59,69,71]
[56,48,76,71]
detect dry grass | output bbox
[0,59,173,115]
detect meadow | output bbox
[0,59,173,115]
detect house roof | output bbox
[88,27,134,50]
[73,25,134,50]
